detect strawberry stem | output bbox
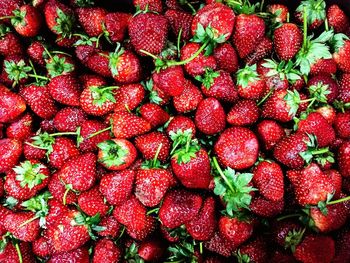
[0,16,15,20]
[25,142,48,150]
[153,143,163,167]
[51,51,72,57]
[100,86,119,92]
[277,213,302,221]
[28,74,50,81]
[302,6,308,48]
[177,28,183,58]
[42,45,53,60]
[257,89,273,106]
[87,126,112,139]
[50,131,78,137]
[212,157,235,194]
[327,195,350,205]
[18,215,40,228]
[139,49,159,60]
[324,18,329,31]
[14,243,23,263]
[62,187,70,205]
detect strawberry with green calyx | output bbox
[12,160,49,190]
[212,157,256,217]
[97,139,137,171]
[166,239,202,263]
[124,242,145,263]
[45,54,75,78]
[0,24,23,56]
[330,32,350,73]
[0,234,28,263]
[236,64,266,100]
[295,0,326,30]
[307,75,337,104]
[3,57,32,87]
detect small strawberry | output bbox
[0,138,22,173]
[236,64,266,100]
[165,9,193,41]
[213,43,239,74]
[267,4,289,23]
[78,187,109,217]
[112,111,151,139]
[139,103,170,128]
[104,12,131,42]
[138,239,166,262]
[218,216,253,247]
[204,232,235,257]
[327,4,350,33]
[274,23,303,61]
[93,238,121,263]
[173,79,203,113]
[114,83,145,112]
[76,7,107,37]
[235,237,269,263]
[133,0,162,13]
[6,113,33,141]
[338,141,350,177]
[53,107,87,132]
[32,236,54,258]
[48,74,81,106]
[0,84,26,123]
[27,41,46,67]
[227,100,260,126]
[166,116,196,138]
[295,0,326,30]
[85,49,111,77]
[8,4,42,37]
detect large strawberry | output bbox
[4,211,40,242]
[48,75,81,106]
[9,4,42,37]
[114,83,145,112]
[294,0,326,30]
[236,64,266,100]
[213,43,239,74]
[135,132,170,162]
[76,7,107,37]
[218,216,253,248]
[274,23,303,61]
[0,84,26,123]
[227,100,260,126]
[173,79,203,113]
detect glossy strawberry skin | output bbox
[274,23,302,61]
[78,187,109,217]
[93,238,121,263]
[0,84,26,123]
[0,138,22,173]
[105,12,131,42]
[214,43,239,74]
[338,141,350,177]
[4,212,40,242]
[218,216,253,247]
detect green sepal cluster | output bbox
[296,0,326,26]
[142,79,163,105]
[236,64,260,88]
[74,212,106,240]
[11,9,26,27]
[225,0,259,15]
[13,161,47,189]
[46,55,74,78]
[234,249,251,263]
[284,228,306,253]
[333,100,350,113]
[108,43,125,77]
[31,132,55,155]
[73,0,95,7]
[195,68,220,89]
[0,24,11,37]
[52,8,75,38]
[97,140,128,168]
[4,59,32,86]
[329,32,349,53]
[74,34,99,47]
[90,86,117,106]
[124,242,145,263]
[166,240,199,263]
[308,82,331,105]
[170,129,200,164]
[316,192,334,216]
[262,59,302,83]
[284,89,302,117]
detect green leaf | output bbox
[13,161,47,189]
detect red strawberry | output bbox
[78,119,111,152]
[0,84,26,123]
[6,113,33,140]
[152,66,185,97]
[267,4,289,23]
[338,73,350,103]
[129,12,168,56]
[195,98,226,135]
[233,14,265,58]
[32,236,54,258]
[236,237,269,263]
[191,3,235,41]
[204,231,235,257]
[166,115,196,138]
[214,127,259,170]
[99,170,135,206]
[0,138,22,173]
[48,173,77,205]
[338,141,350,177]
[294,235,335,263]
[114,83,145,112]
[294,0,326,30]
[159,189,202,228]
[218,216,253,247]
[307,75,338,103]
[274,23,303,61]
[244,37,273,66]
[4,212,40,242]
[48,75,81,106]
[78,187,109,217]
[250,196,284,218]
[98,216,121,238]
[327,4,350,33]
[236,64,266,100]
[58,152,96,192]
[0,0,22,20]
[253,161,284,201]
[93,238,121,263]
[1,55,30,86]
[135,132,170,162]
[85,50,111,77]
[173,79,203,113]
[0,26,23,56]
[334,112,350,138]
[333,40,350,73]
[112,111,151,139]
[53,107,87,132]
[310,58,337,76]
[0,242,35,263]
[165,9,193,41]
[138,239,166,262]
[213,43,239,74]
[186,196,216,241]
[48,247,90,263]
[133,0,162,13]
[76,7,107,37]
[27,41,46,67]
[97,139,137,171]
[227,100,260,126]
[104,12,131,42]
[139,103,170,128]
[20,83,58,119]
[10,4,41,37]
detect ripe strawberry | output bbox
[0,242,35,263]
[236,237,269,263]
[236,64,266,100]
[315,105,336,124]
[333,40,350,73]
[227,100,260,126]
[4,212,40,242]
[327,4,350,33]
[6,113,32,140]
[97,139,137,171]
[191,3,235,41]
[78,119,111,152]
[165,9,193,41]
[48,173,78,205]
[213,43,239,74]
[244,37,273,65]
[159,189,202,228]
[173,79,203,113]
[310,58,337,76]
[214,127,259,170]
[20,83,58,119]
[98,216,121,238]
[112,111,151,139]
[272,219,304,250]
[93,238,121,263]
[0,26,23,56]
[195,98,226,135]
[204,232,235,257]
[338,141,350,177]
[250,195,284,218]
[0,0,22,19]
[0,138,22,173]
[133,0,162,13]
[338,73,350,103]
[85,49,111,77]
[78,187,109,217]
[76,7,107,37]
[104,12,131,42]
[99,170,135,206]
[233,14,265,59]
[180,42,217,77]
[295,0,326,30]
[139,103,170,128]
[0,84,26,123]
[153,66,185,97]
[53,107,87,132]
[48,247,90,263]
[294,235,335,263]
[114,83,145,112]
[334,112,350,138]
[267,4,289,23]
[166,116,196,138]
[48,75,81,106]
[32,236,54,258]
[218,216,253,247]
[9,4,42,37]
[185,197,216,241]
[308,74,338,103]
[58,152,96,192]
[135,132,170,162]
[1,55,30,86]
[274,23,303,61]
[129,12,168,56]
[138,239,166,262]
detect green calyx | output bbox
[329,32,349,53]
[53,8,75,38]
[13,161,47,189]
[124,242,144,263]
[195,68,220,89]
[262,59,302,83]
[308,82,330,105]
[212,157,256,217]
[4,59,32,87]
[73,0,95,7]
[11,9,26,27]
[89,86,118,106]
[108,43,125,77]
[333,100,350,113]
[98,140,128,168]
[225,0,259,15]
[166,239,199,263]
[142,79,163,105]
[46,55,74,77]
[0,24,11,37]
[296,0,326,26]
[74,34,99,47]
[170,129,199,164]
[74,212,106,240]
[236,64,260,88]
[285,228,306,253]
[234,249,251,263]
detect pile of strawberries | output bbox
[1,0,350,262]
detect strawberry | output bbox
[214,127,259,170]
[236,64,266,100]
[165,9,193,41]
[213,43,239,74]
[166,116,196,138]
[0,242,35,263]
[98,216,121,238]
[253,161,284,201]
[58,152,96,192]
[1,55,31,87]
[250,195,285,218]
[338,73,350,103]
[334,112,350,138]
[200,69,238,103]
[9,4,42,37]
[76,7,107,37]
[236,237,269,263]
[78,187,109,217]
[186,196,216,241]
[114,83,145,112]
[338,141,350,177]
[78,119,111,152]
[272,220,304,250]
[295,0,326,30]
[307,75,338,103]
[195,98,226,135]
[20,83,58,119]
[0,0,22,18]
[218,216,253,247]
[48,75,81,106]
[48,172,78,205]
[53,107,87,132]
[0,84,26,123]
[267,4,289,23]
[233,14,265,59]
[173,79,203,113]
[315,105,336,124]
[227,100,260,126]
[49,136,80,169]
[152,66,185,97]
[135,132,170,162]
[129,12,168,56]
[159,189,202,228]
[112,111,151,139]
[93,238,121,263]
[32,236,54,258]
[0,26,23,56]
[310,58,337,76]
[138,239,166,262]
[139,103,170,128]
[99,170,135,205]
[104,12,131,42]
[48,247,90,263]
[4,212,40,242]
[46,53,75,78]
[204,232,235,257]
[0,138,22,173]
[6,113,33,140]
[244,37,273,66]
[97,139,137,171]
[85,50,111,77]
[327,4,350,33]
[191,3,235,41]
[293,235,335,263]
[274,23,303,61]
[333,39,350,73]
[133,0,162,13]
